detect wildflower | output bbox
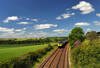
[18,55,25,58]
[74,41,81,46]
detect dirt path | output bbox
[38,43,69,68]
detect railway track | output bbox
[38,43,69,68]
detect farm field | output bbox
[0,43,57,63]
[0,44,35,49]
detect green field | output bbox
[0,43,56,63]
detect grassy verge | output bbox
[32,47,57,68]
[0,43,57,62]
[69,45,72,68]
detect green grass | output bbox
[0,44,35,49]
[0,43,57,63]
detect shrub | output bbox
[68,27,84,48]
[86,31,97,41]
[74,41,81,46]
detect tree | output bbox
[97,32,100,37]
[86,31,97,41]
[68,27,84,48]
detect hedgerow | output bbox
[0,44,54,68]
[0,37,66,45]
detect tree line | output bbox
[0,37,67,45]
[68,27,100,48]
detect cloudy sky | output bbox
[0,0,100,38]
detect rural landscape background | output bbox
[0,0,100,68]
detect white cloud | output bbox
[27,31,48,38]
[62,13,71,19]
[94,21,100,26]
[0,27,27,38]
[0,28,26,38]
[32,19,38,22]
[56,16,62,20]
[66,8,70,10]
[72,1,94,14]
[34,24,58,29]
[71,13,75,15]
[86,28,92,32]
[23,28,26,30]
[3,16,19,23]
[53,29,65,33]
[15,28,26,32]
[15,29,22,32]
[0,27,14,32]
[18,22,29,24]
[53,29,70,33]
[96,13,100,17]
[26,18,30,20]
[75,22,90,26]
[56,13,75,20]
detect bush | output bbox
[86,31,97,41]
[74,41,81,46]
[68,27,84,48]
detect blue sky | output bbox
[0,0,100,38]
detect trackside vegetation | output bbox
[68,27,84,48]
[68,27,100,68]
[0,44,56,68]
[71,39,100,68]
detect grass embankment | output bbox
[0,43,57,63]
[70,38,100,68]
